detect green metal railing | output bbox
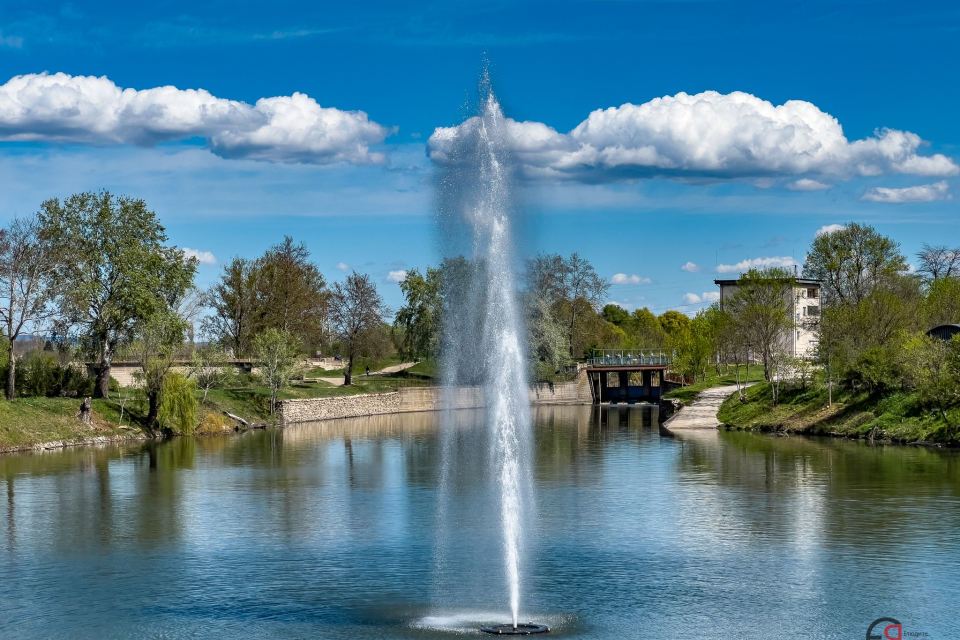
[586,349,672,366]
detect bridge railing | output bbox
[586,349,673,366]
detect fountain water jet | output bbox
[434,73,545,634]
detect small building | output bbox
[715,277,823,359]
[926,324,960,342]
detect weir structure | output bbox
[585,349,672,404]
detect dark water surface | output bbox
[2,406,958,639]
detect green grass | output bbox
[0,396,147,449]
[717,382,960,444]
[1,355,441,448]
[663,366,767,405]
[307,354,406,377]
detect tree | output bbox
[157,373,198,435]
[804,222,908,306]
[601,304,629,326]
[658,310,691,339]
[329,273,388,386]
[0,214,57,400]
[904,334,960,429]
[188,345,231,403]
[394,266,443,359]
[626,308,667,348]
[130,309,189,432]
[917,243,960,282]
[252,328,301,414]
[527,295,571,379]
[40,191,197,398]
[202,257,260,357]
[723,268,796,381]
[673,311,713,383]
[256,237,328,347]
[526,252,608,356]
[923,276,960,327]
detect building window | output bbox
[807,287,819,299]
[807,305,820,316]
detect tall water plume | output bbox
[434,75,534,628]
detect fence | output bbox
[586,349,672,366]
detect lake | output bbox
[2,405,958,639]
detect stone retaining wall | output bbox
[279,378,591,425]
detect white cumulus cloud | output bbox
[815,224,846,237]
[682,291,721,305]
[429,90,958,183]
[387,270,407,283]
[0,72,393,164]
[715,256,799,274]
[182,247,216,265]
[861,181,950,203]
[788,178,831,191]
[680,261,700,273]
[610,273,651,284]
[336,262,350,271]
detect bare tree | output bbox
[917,243,960,282]
[526,252,608,357]
[175,286,206,345]
[724,268,796,382]
[0,215,57,400]
[188,344,231,403]
[201,257,260,357]
[329,273,388,386]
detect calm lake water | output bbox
[1,406,959,639]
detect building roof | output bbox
[714,277,823,287]
[926,324,960,339]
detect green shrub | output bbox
[7,351,94,398]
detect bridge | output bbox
[584,349,673,404]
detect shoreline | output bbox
[6,381,957,455]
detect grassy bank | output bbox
[663,366,767,405]
[717,382,960,445]
[0,358,441,450]
[0,396,146,450]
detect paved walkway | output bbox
[662,384,744,430]
[315,361,418,387]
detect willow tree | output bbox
[40,191,197,398]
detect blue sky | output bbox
[1,0,958,315]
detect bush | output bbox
[6,351,94,398]
[197,411,229,434]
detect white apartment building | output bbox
[714,277,822,359]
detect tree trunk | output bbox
[145,389,160,432]
[76,396,93,427]
[6,339,15,401]
[344,351,354,386]
[95,344,114,399]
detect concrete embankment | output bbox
[661,384,743,431]
[279,377,593,424]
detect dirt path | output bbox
[315,362,418,387]
[662,384,743,430]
